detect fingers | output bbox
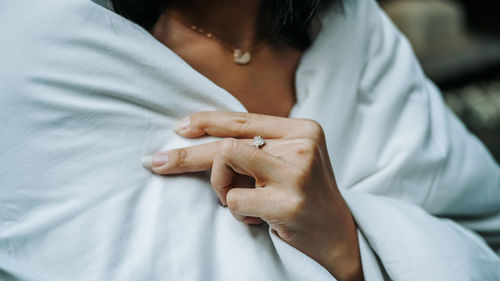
[147,138,286,204]
[209,139,283,205]
[147,138,287,174]
[148,141,218,174]
[174,111,324,141]
[226,187,273,222]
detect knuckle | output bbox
[220,138,239,157]
[284,194,305,219]
[231,112,253,136]
[189,112,204,127]
[294,139,317,157]
[173,148,188,167]
[302,119,325,142]
[293,140,319,173]
[226,191,240,213]
[209,171,221,188]
[232,112,251,124]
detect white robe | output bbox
[0,0,499,280]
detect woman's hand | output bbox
[144,111,363,281]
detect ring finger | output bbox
[147,138,293,174]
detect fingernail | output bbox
[218,199,227,207]
[142,155,154,169]
[174,117,191,132]
[142,154,169,169]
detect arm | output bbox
[343,1,500,278]
[348,0,500,251]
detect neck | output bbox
[165,0,269,50]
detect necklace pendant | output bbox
[233,49,251,65]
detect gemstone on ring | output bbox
[252,136,265,149]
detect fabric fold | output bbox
[1,0,499,280]
[342,190,500,280]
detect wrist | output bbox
[327,235,364,281]
[325,209,364,281]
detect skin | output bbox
[144,112,364,281]
[151,0,299,117]
[148,1,364,280]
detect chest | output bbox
[180,48,301,117]
[153,29,301,117]
[193,50,300,117]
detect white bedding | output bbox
[1,0,499,280]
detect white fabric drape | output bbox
[1,0,499,280]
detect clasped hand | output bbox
[144,111,363,281]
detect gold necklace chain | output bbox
[165,12,267,65]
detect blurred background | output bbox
[379,0,500,161]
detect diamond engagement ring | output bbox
[252,136,265,149]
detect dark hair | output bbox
[111,0,341,50]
